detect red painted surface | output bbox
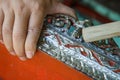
[0,43,92,80]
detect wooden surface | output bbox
[0,43,92,80]
[83,21,120,42]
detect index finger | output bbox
[25,10,45,59]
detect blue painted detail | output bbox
[75,10,85,20]
[67,26,75,36]
[113,37,120,48]
[105,40,108,44]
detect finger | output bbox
[13,9,30,61]
[2,9,15,55]
[25,11,45,59]
[0,8,4,43]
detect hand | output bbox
[0,0,75,61]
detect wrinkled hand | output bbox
[0,0,75,61]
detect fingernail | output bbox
[19,57,27,61]
[26,51,34,59]
[10,51,16,56]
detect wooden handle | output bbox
[82,21,120,42]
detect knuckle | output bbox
[17,4,25,11]
[32,2,44,12]
[34,3,40,10]
[15,4,29,14]
[3,27,12,34]
[13,32,26,40]
[2,3,12,13]
[28,27,40,34]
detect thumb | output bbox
[48,2,76,18]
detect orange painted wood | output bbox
[0,43,92,80]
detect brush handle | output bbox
[82,21,120,42]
